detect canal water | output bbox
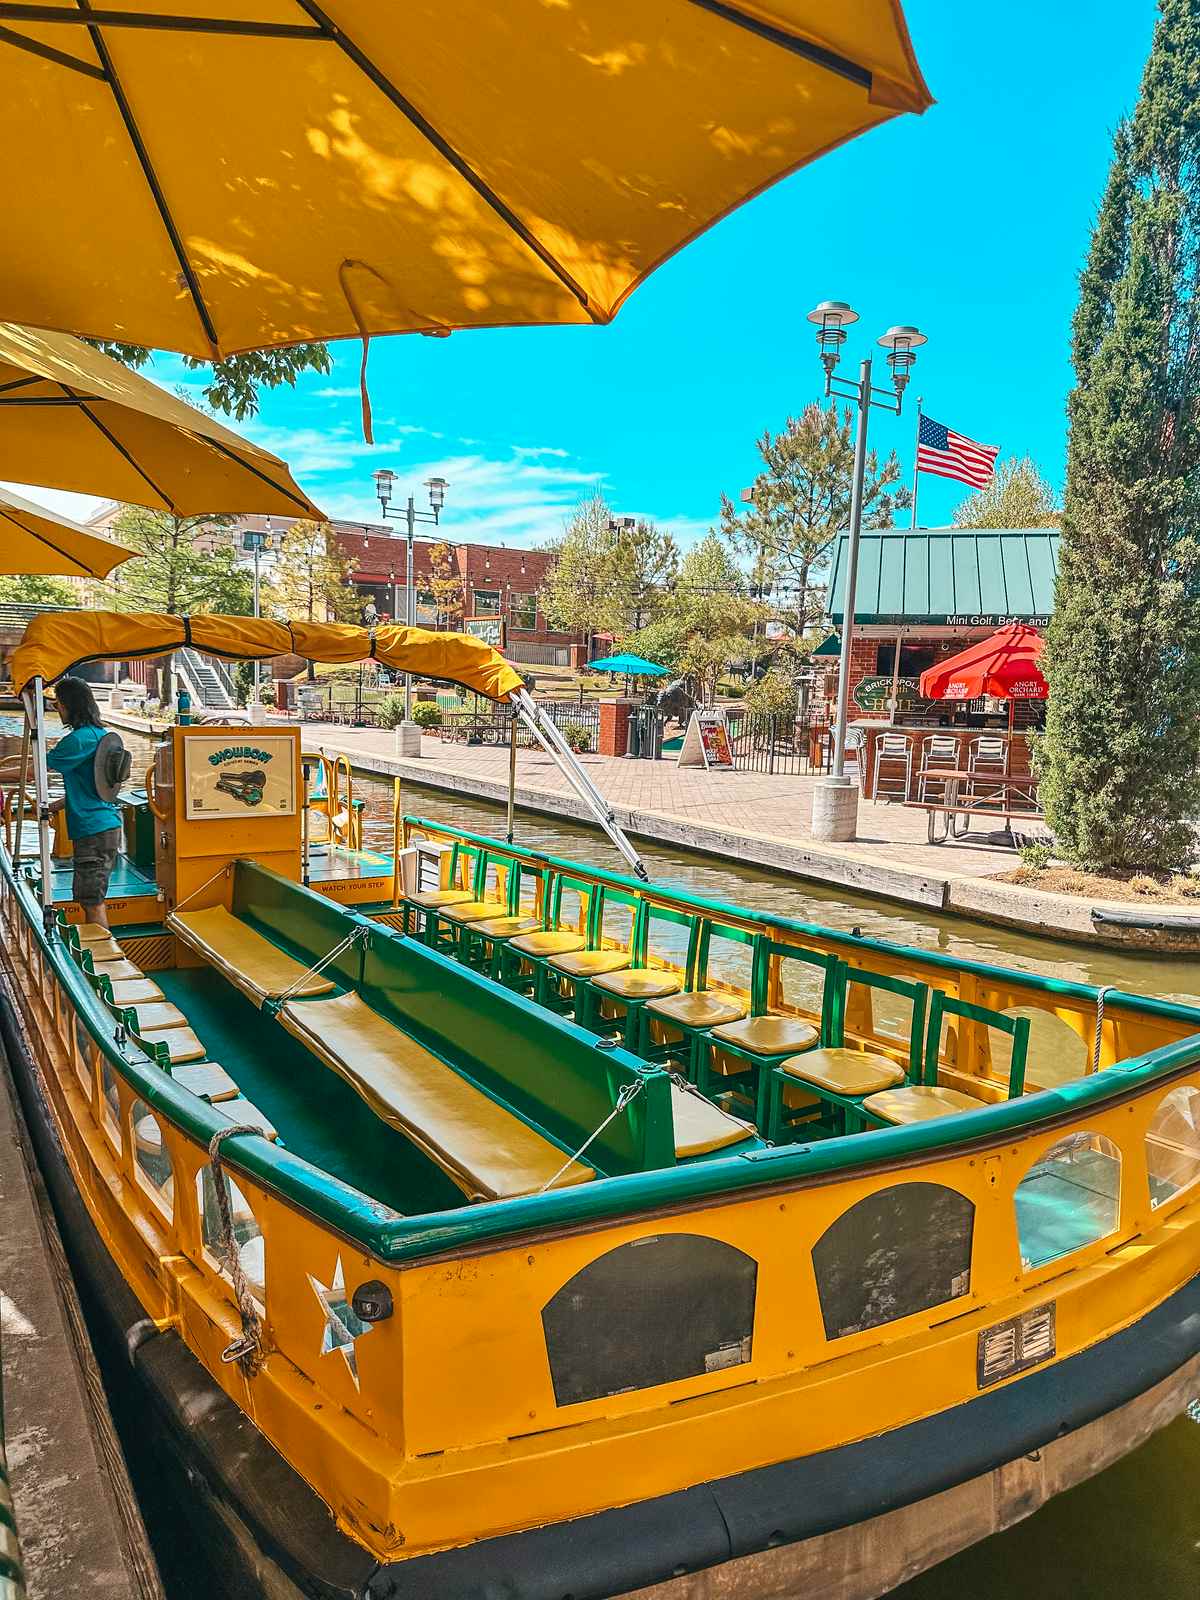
[14,716,1200,1595]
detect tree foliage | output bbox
[90,340,332,422]
[1038,0,1200,869]
[953,456,1060,528]
[631,533,758,702]
[540,493,680,640]
[270,522,358,625]
[427,540,463,629]
[0,574,77,606]
[105,508,252,615]
[719,403,909,632]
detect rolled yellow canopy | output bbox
[0,486,135,579]
[0,3,931,357]
[10,612,524,703]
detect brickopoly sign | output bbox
[183,735,297,820]
[852,676,921,712]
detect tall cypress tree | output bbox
[1039,0,1200,870]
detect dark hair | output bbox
[54,676,103,730]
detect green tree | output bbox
[631,533,758,701]
[270,521,358,681]
[719,403,909,633]
[953,457,1060,528]
[1038,2,1200,870]
[105,508,252,615]
[427,540,463,629]
[617,520,680,634]
[0,574,77,606]
[91,340,331,422]
[539,493,626,643]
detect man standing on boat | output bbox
[46,678,127,929]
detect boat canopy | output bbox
[10,611,524,702]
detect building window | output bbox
[473,589,501,615]
[415,588,437,625]
[509,591,538,629]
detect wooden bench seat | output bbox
[278,991,594,1201]
[137,1026,206,1066]
[168,905,336,1008]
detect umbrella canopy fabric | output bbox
[919,625,1048,702]
[0,485,135,578]
[0,323,321,518]
[11,611,524,703]
[0,4,930,359]
[588,653,670,678]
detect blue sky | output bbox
[20,1,1155,549]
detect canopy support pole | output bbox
[10,715,29,869]
[508,689,649,880]
[21,677,56,934]
[506,712,518,844]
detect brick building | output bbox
[84,507,586,667]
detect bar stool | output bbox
[871,732,913,802]
[967,734,1008,793]
[917,734,959,801]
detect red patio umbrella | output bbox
[919,624,1048,704]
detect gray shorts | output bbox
[72,827,121,906]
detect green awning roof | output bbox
[811,633,842,657]
[827,527,1060,626]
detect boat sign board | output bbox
[678,708,735,771]
[184,735,297,819]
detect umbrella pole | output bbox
[22,678,56,934]
[1004,696,1015,838]
[506,711,518,844]
[889,627,903,723]
[10,716,29,869]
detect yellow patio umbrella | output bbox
[0,3,931,362]
[0,323,322,517]
[0,484,134,578]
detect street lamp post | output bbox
[242,517,274,711]
[806,302,926,842]
[373,471,449,722]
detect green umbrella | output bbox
[587,653,670,677]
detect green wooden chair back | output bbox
[591,883,644,955]
[547,870,596,942]
[693,919,757,995]
[753,937,840,1041]
[833,963,930,1078]
[641,902,702,984]
[924,991,1031,1097]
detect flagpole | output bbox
[910,395,923,530]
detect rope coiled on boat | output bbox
[208,1125,267,1377]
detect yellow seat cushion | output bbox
[280,992,594,1201]
[75,935,124,962]
[71,922,115,944]
[471,915,542,940]
[215,1096,278,1143]
[781,1047,906,1097]
[671,1086,754,1158]
[137,1026,206,1066]
[437,899,507,924]
[862,1085,989,1125]
[105,977,165,1007]
[645,990,747,1029]
[549,950,631,979]
[710,1015,819,1056]
[407,888,473,908]
[508,930,586,958]
[171,1061,240,1103]
[89,958,144,983]
[592,968,682,1001]
[124,1000,189,1032]
[167,906,335,1008]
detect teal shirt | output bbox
[46,725,121,841]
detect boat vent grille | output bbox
[116,933,175,972]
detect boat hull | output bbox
[5,986,1199,1600]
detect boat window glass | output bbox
[1145,1086,1200,1207]
[994,1007,1087,1092]
[74,1018,95,1093]
[776,949,829,1020]
[812,1183,974,1340]
[101,1061,122,1149]
[556,886,588,938]
[1015,1133,1121,1269]
[130,1099,174,1219]
[196,1166,265,1300]
[842,969,923,1047]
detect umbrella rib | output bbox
[200,435,316,516]
[0,5,324,37]
[290,0,602,323]
[0,21,106,78]
[71,0,221,358]
[70,389,178,512]
[0,376,46,395]
[685,0,872,90]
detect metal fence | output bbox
[439,700,601,752]
[505,641,571,667]
[725,710,830,776]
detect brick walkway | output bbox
[301,723,1047,885]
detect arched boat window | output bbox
[542,1234,757,1406]
[1145,1086,1200,1207]
[812,1183,974,1340]
[130,1099,173,1220]
[100,1061,121,1150]
[73,1017,94,1093]
[196,1166,265,1299]
[1015,1133,1121,1269]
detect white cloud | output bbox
[2,482,108,524]
[313,385,363,399]
[512,444,571,459]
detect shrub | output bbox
[1018,840,1053,872]
[562,721,592,753]
[376,692,408,730]
[411,701,442,729]
[258,680,276,707]
[744,669,797,720]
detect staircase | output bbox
[177,648,236,710]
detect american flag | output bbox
[916,414,999,489]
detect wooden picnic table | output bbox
[905,768,1043,845]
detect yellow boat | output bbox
[2,613,1199,1600]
